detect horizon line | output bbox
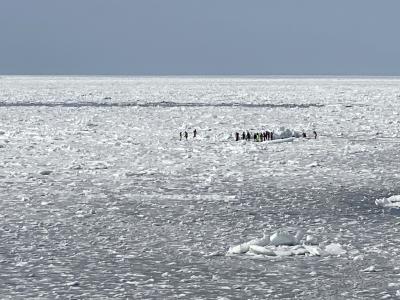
[2,74,400,78]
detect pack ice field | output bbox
[0,76,400,299]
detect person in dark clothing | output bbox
[253,133,257,141]
[302,132,307,138]
[246,131,251,141]
[235,132,239,141]
[242,132,246,140]
[180,132,182,141]
[263,132,266,141]
[193,129,197,138]
[313,130,317,139]
[184,131,188,140]
[266,131,269,140]
[270,131,274,140]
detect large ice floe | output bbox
[227,228,347,258]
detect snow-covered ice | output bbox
[1,76,400,299]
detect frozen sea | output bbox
[1,76,400,299]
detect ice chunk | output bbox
[270,229,304,246]
[274,248,294,256]
[66,281,80,287]
[248,245,276,256]
[291,247,308,256]
[274,127,301,139]
[361,265,376,272]
[303,245,322,256]
[246,232,270,247]
[324,243,346,256]
[227,243,249,255]
[306,162,320,168]
[375,195,400,208]
[305,235,318,245]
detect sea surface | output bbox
[1,76,400,299]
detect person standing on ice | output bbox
[246,131,251,141]
[302,132,307,138]
[242,132,246,140]
[193,129,197,138]
[235,132,239,141]
[179,132,182,141]
[313,130,317,139]
[184,131,188,140]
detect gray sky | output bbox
[1,0,400,75]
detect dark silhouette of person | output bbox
[184,131,188,140]
[193,129,197,138]
[242,132,246,140]
[246,131,251,141]
[302,132,307,138]
[270,131,274,140]
[266,131,270,140]
[313,130,317,139]
[235,132,239,141]
[253,133,257,141]
[180,132,182,141]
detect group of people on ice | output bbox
[234,131,274,142]
[179,128,317,142]
[234,130,317,142]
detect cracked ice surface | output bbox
[1,76,400,299]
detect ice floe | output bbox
[375,195,400,208]
[227,228,348,258]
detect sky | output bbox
[0,0,400,75]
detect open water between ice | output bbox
[1,76,400,299]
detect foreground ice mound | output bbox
[375,195,400,208]
[227,228,347,258]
